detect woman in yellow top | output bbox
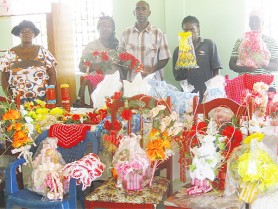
[0,20,58,104]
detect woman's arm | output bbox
[0,71,12,96]
[47,67,57,86]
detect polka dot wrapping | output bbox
[243,74,274,90]
[225,76,245,103]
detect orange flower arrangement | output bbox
[0,102,33,149]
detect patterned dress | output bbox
[0,46,57,102]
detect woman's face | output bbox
[19,27,34,44]
[98,20,114,40]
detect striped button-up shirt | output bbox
[120,23,171,81]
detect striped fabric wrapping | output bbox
[123,172,144,191]
[239,183,260,204]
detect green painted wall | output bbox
[0,17,13,96]
[3,1,275,89]
[112,0,246,88]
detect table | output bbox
[164,184,244,209]
[85,176,169,209]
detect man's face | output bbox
[98,20,114,39]
[134,1,151,23]
[182,22,199,41]
[249,16,263,31]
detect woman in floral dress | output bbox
[0,20,57,104]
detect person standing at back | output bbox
[73,16,126,107]
[119,0,171,81]
[229,11,278,75]
[172,16,222,102]
[0,20,58,104]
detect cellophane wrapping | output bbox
[225,137,278,204]
[237,31,271,68]
[175,32,198,70]
[29,137,68,200]
[112,134,150,191]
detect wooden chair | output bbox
[164,96,253,209]
[193,95,253,124]
[85,94,173,209]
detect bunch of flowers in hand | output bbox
[0,100,34,162]
[81,48,143,74]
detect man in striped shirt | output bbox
[119,0,171,81]
[229,11,278,75]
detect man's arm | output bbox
[141,58,169,76]
[212,68,220,77]
[229,56,255,73]
[264,58,278,72]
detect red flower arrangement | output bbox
[221,125,243,158]
[81,49,143,74]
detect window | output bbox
[244,0,278,39]
[12,14,48,48]
[72,0,112,70]
[12,0,112,70]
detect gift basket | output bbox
[237,31,271,68]
[175,32,198,70]
[29,137,68,200]
[112,134,150,191]
[226,133,278,204]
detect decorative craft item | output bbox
[112,134,150,191]
[175,32,198,70]
[237,31,271,68]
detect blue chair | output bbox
[5,129,100,209]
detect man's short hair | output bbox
[181,16,200,28]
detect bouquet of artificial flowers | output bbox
[227,133,278,204]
